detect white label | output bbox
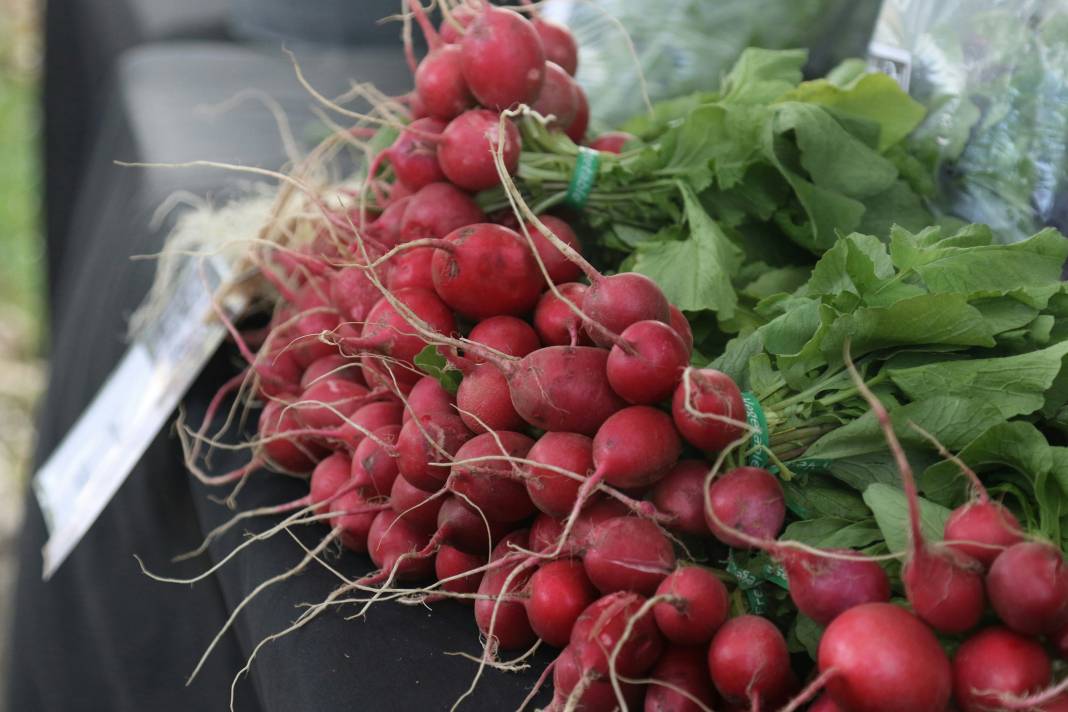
[35,257,245,579]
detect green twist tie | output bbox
[784,458,832,475]
[741,391,769,469]
[564,147,600,209]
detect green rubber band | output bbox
[741,392,770,469]
[563,147,600,209]
[784,458,832,475]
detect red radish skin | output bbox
[474,531,537,650]
[533,18,578,76]
[653,567,729,645]
[565,86,589,143]
[705,466,785,547]
[399,182,485,243]
[456,363,526,434]
[552,645,642,712]
[570,592,665,678]
[333,489,382,552]
[300,354,363,390]
[590,131,636,154]
[460,6,546,110]
[354,288,457,385]
[389,474,444,534]
[335,399,404,451]
[583,516,676,595]
[414,45,475,121]
[606,320,690,405]
[296,379,370,430]
[651,460,712,536]
[818,602,952,712]
[987,541,1068,636]
[365,194,411,248]
[396,411,471,491]
[525,432,593,518]
[591,405,681,489]
[310,452,353,514]
[366,510,434,581]
[351,424,400,496]
[330,266,381,328]
[527,559,598,647]
[434,496,511,556]
[402,376,455,423]
[952,627,1052,712]
[259,400,322,472]
[645,645,717,712]
[529,498,630,557]
[386,248,435,291]
[435,544,484,599]
[944,500,1024,568]
[439,5,476,44]
[708,615,796,709]
[668,306,693,354]
[532,62,580,131]
[523,215,583,284]
[532,283,591,346]
[256,346,302,399]
[384,117,447,191]
[468,316,541,360]
[449,431,536,523]
[809,694,843,712]
[437,109,521,192]
[672,368,746,452]
[582,272,670,347]
[779,549,891,626]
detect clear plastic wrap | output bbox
[869,0,1068,241]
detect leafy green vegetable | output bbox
[863,483,951,553]
[413,346,462,394]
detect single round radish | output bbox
[468,316,541,361]
[528,498,630,557]
[256,345,303,399]
[399,182,485,243]
[396,411,472,491]
[406,91,427,120]
[584,516,676,595]
[333,488,380,552]
[808,694,843,712]
[449,431,535,523]
[944,500,1024,568]
[310,452,352,514]
[437,109,521,192]
[672,368,746,452]
[356,287,457,388]
[330,266,381,329]
[527,559,597,648]
[351,424,400,496]
[365,194,411,248]
[386,247,435,291]
[903,544,986,634]
[402,376,455,422]
[818,602,952,712]
[532,17,577,76]
[435,496,511,556]
[952,627,1051,712]
[259,400,322,472]
[645,645,717,712]
[532,283,591,346]
[653,567,729,646]
[389,474,443,534]
[607,320,690,404]
[651,460,712,536]
[522,215,584,284]
[571,592,665,678]
[590,131,636,154]
[300,354,363,390]
[582,272,670,347]
[780,549,890,626]
[525,432,592,518]
[565,85,589,143]
[532,61,580,131]
[668,305,693,354]
[366,510,434,581]
[592,405,681,489]
[705,466,785,547]
[456,363,525,433]
[335,399,404,451]
[987,541,1068,636]
[708,615,796,709]
[460,6,545,110]
[414,45,475,121]
[439,5,476,44]
[435,544,484,598]
[552,645,643,711]
[296,379,370,430]
[385,117,448,191]
[474,530,537,650]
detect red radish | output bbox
[668,306,693,354]
[255,345,302,399]
[651,460,712,536]
[529,512,566,555]
[606,320,689,404]
[259,400,322,472]
[582,272,670,347]
[944,500,1024,567]
[310,452,353,515]
[432,495,511,556]
[437,109,521,192]
[333,488,382,552]
[705,466,785,547]
[330,266,381,329]
[334,399,404,450]
[300,354,363,390]
[552,644,643,711]
[590,405,681,489]
[402,376,455,423]
[653,567,729,645]
[406,91,428,120]
[456,363,525,433]
[351,424,400,496]
[449,431,536,523]
[808,694,843,712]
[414,45,475,120]
[399,182,485,243]
[987,541,1068,636]
[570,592,665,677]
[590,131,636,154]
[565,86,589,143]
[645,645,717,712]
[295,379,370,430]
[386,180,413,203]
[435,544,484,598]
[529,498,630,557]
[366,510,435,581]
[818,602,952,712]
[708,615,796,708]
[474,530,537,650]
[460,6,546,110]
[525,432,592,518]
[672,368,746,452]
[386,248,435,291]
[439,5,477,44]
[532,62,580,131]
[288,282,341,367]
[533,283,591,346]
[389,474,443,534]
[364,194,411,248]
[527,559,598,647]
[522,215,583,284]
[396,411,471,491]
[532,18,577,76]
[583,516,675,595]
[467,316,541,360]
[952,627,1051,712]
[431,223,544,320]
[779,548,891,626]
[381,117,447,191]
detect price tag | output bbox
[34,256,246,579]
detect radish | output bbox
[366,510,435,581]
[606,320,690,404]
[295,379,371,430]
[987,541,1068,636]
[431,223,544,320]
[582,272,670,347]
[668,307,693,354]
[363,195,410,249]
[532,17,578,76]
[432,496,511,556]
[309,452,353,515]
[565,86,589,143]
[379,117,447,191]
[435,544,484,599]
[532,62,580,132]
[331,266,382,332]
[386,247,435,291]
[532,283,591,346]
[474,530,537,650]
[808,694,843,712]
[705,466,785,547]
[259,400,323,472]
[524,432,592,518]
[707,615,796,709]
[552,644,642,711]
[645,645,717,712]
[456,363,525,433]
[351,424,400,496]
[333,488,383,552]
[527,559,598,647]
[467,315,541,360]
[651,460,712,536]
[952,627,1051,712]
[521,215,583,284]
[402,376,455,422]
[818,602,952,712]
[437,109,521,192]
[399,182,485,243]
[396,410,471,491]
[589,131,637,154]
[583,516,676,595]
[653,566,729,645]
[332,399,404,451]
[448,430,536,523]
[460,5,546,110]
[591,405,682,489]
[672,368,746,452]
[414,44,475,120]
[300,354,363,390]
[439,5,477,44]
[570,591,665,678]
[389,474,443,534]
[529,498,630,556]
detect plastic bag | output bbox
[869,0,1068,241]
